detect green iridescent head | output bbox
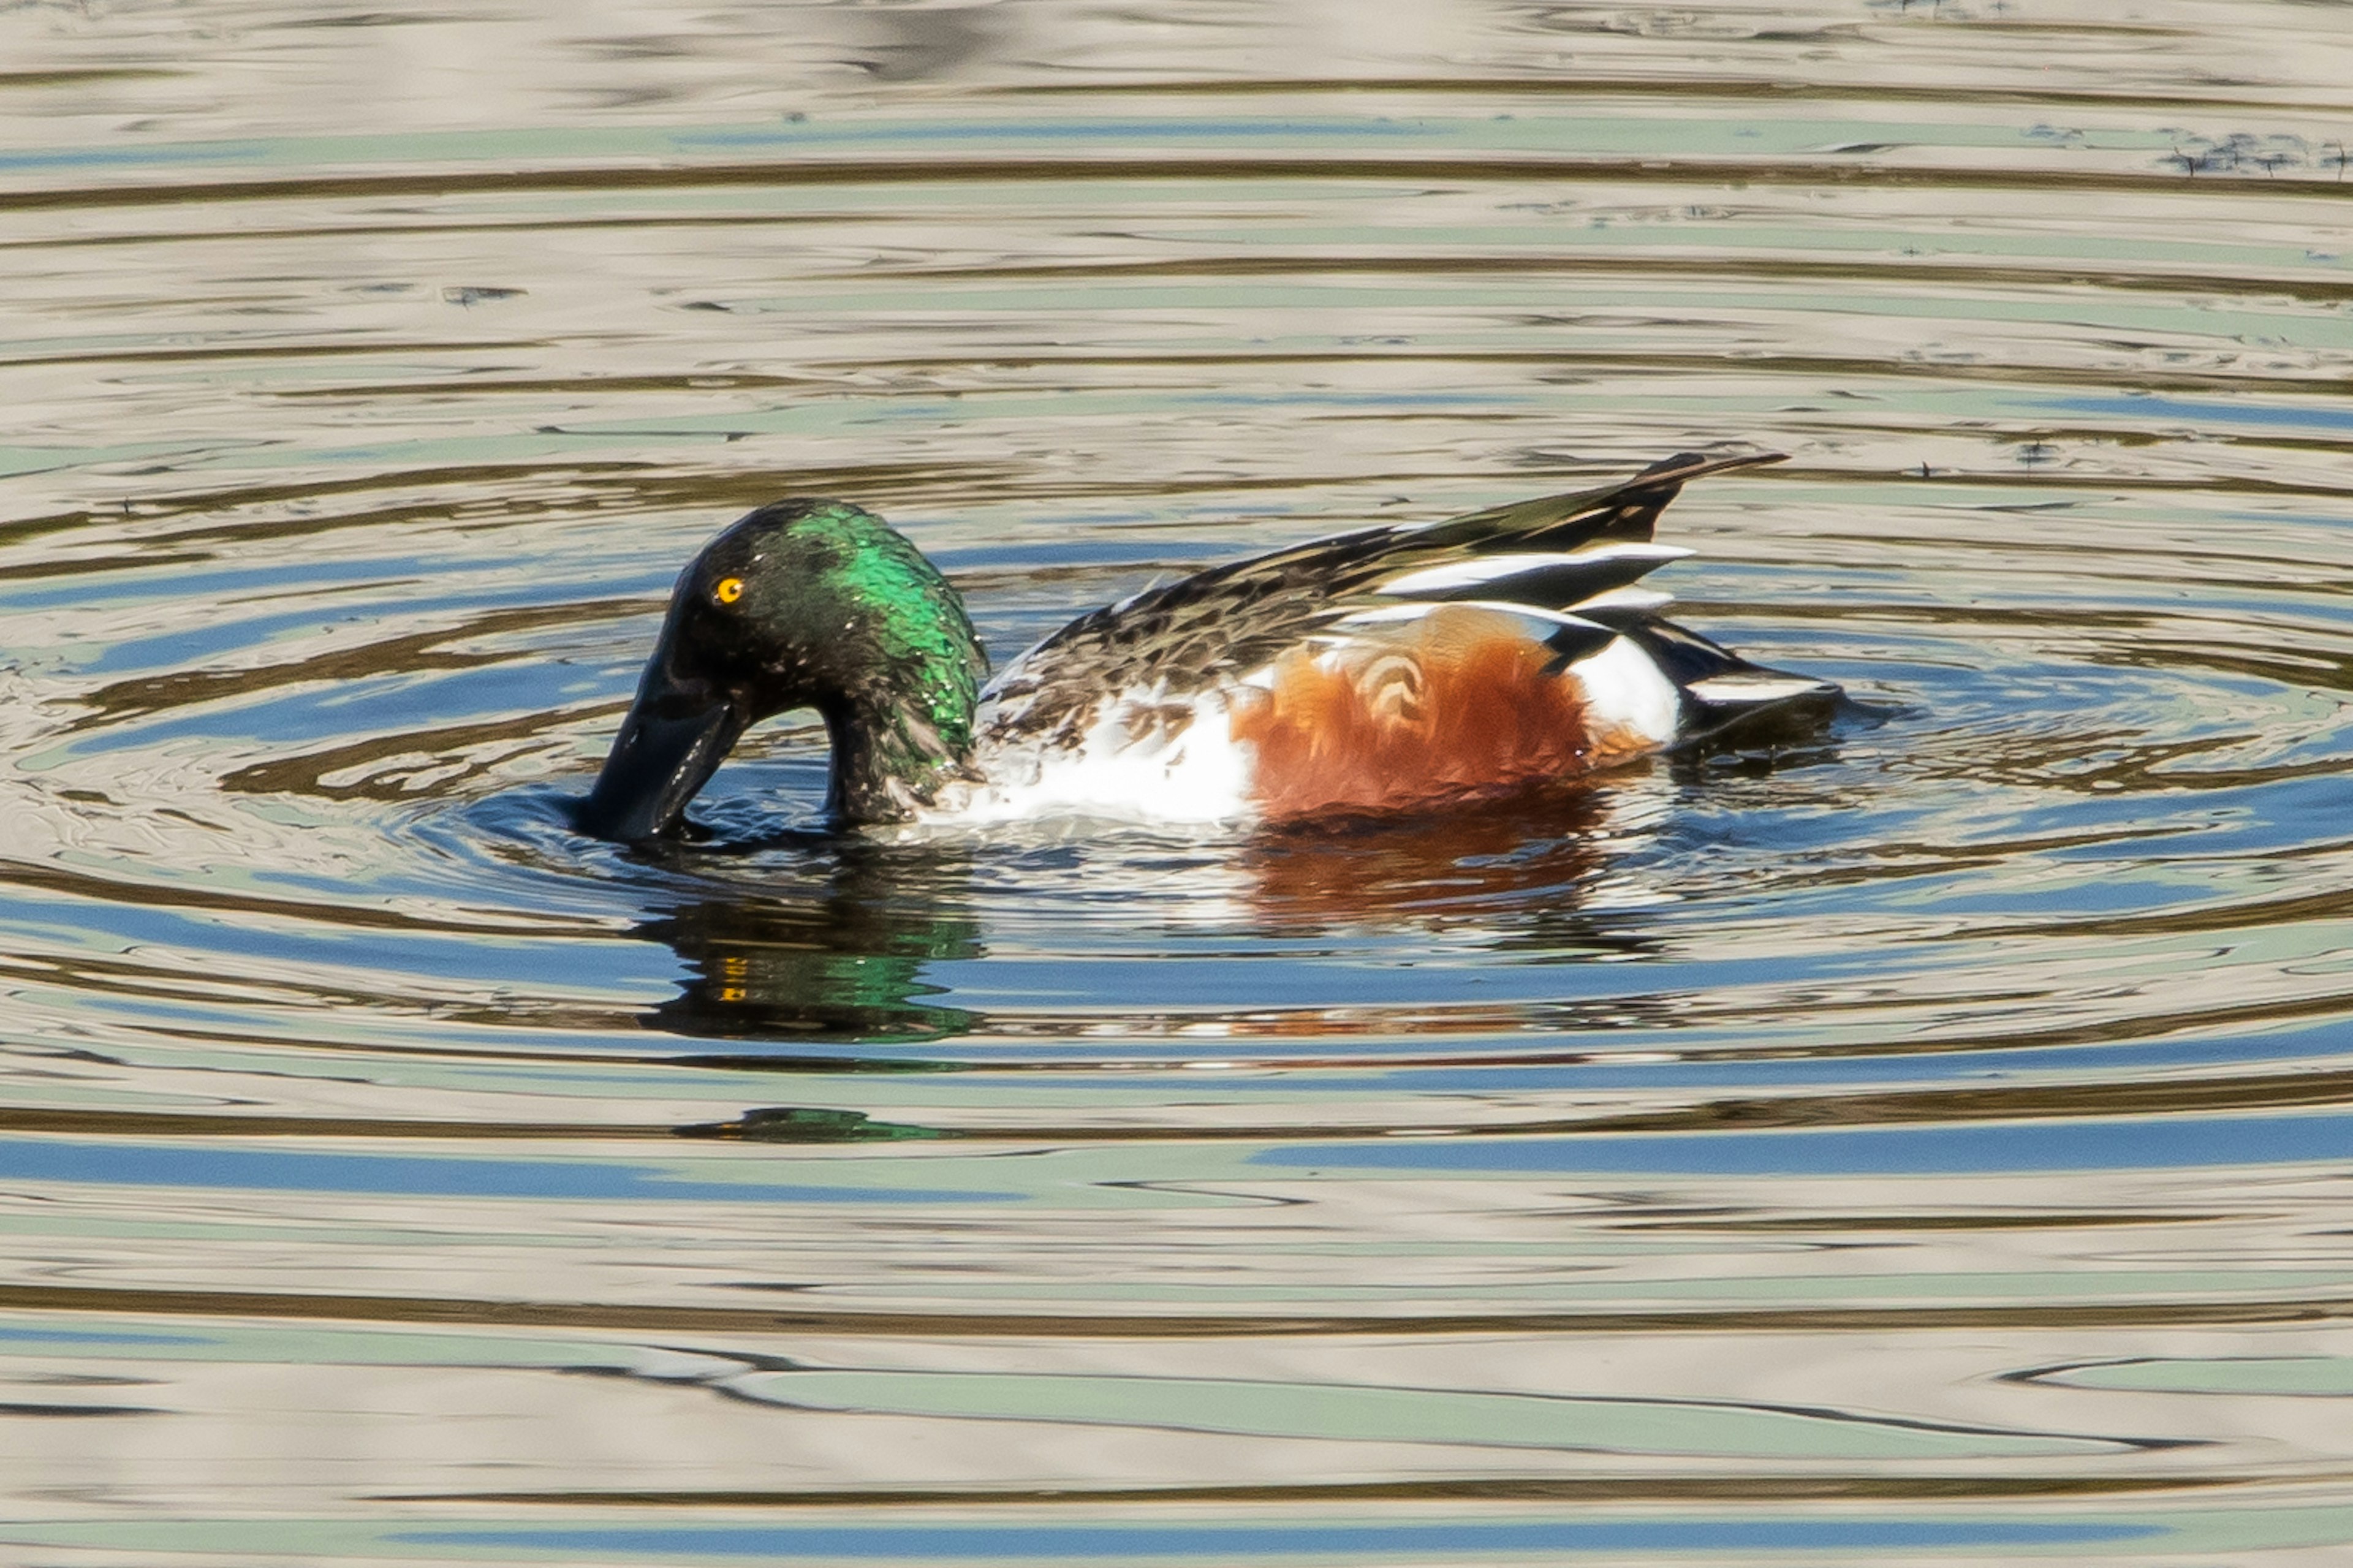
[577,499,987,838]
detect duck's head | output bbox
[576,499,987,841]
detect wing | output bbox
[981,451,1784,743]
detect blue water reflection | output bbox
[403,1515,2156,1560]
[1260,1112,2353,1176]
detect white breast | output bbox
[921,686,1258,826]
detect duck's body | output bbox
[577,452,1838,841]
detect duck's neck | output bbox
[814,649,982,825]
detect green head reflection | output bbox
[635,844,982,1046]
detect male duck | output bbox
[576,451,1838,841]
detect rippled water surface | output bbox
[6,2,2353,1562]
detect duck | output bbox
[575,450,1840,841]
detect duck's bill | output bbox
[575,676,750,843]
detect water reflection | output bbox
[634,841,983,1045]
[1240,782,1620,928]
[626,776,1673,1050]
[10,0,2353,1560]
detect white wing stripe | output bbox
[1567,586,1673,613]
[1374,543,1692,597]
[1331,599,1612,634]
[1686,673,1836,703]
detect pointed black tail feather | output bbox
[1553,449,1787,547]
[1425,450,1784,552]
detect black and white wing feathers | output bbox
[984,452,1779,733]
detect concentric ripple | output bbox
[4,2,2353,1564]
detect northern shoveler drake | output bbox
[575,451,1840,841]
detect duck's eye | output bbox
[714,577,745,605]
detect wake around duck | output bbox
[575,452,1840,841]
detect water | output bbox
[4,2,2353,1562]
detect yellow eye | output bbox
[714,577,745,605]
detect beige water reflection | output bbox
[7,1,2353,1564]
